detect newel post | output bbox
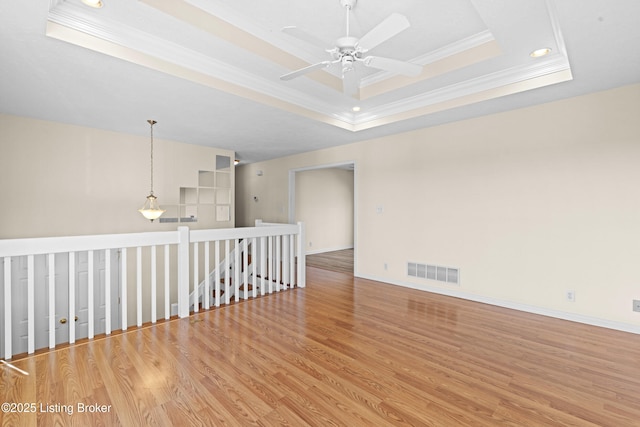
[297,221,306,288]
[177,226,190,318]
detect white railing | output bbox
[0,222,304,360]
[188,220,305,312]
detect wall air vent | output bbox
[408,262,460,285]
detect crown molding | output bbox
[355,54,571,125]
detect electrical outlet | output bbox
[565,290,576,302]
[633,300,640,312]
[383,263,388,271]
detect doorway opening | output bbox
[288,161,356,274]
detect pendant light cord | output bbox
[148,119,157,196]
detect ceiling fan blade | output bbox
[363,56,422,77]
[280,61,332,81]
[356,13,410,52]
[342,69,359,97]
[282,26,327,50]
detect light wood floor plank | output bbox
[2,266,640,425]
[306,249,353,274]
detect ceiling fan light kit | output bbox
[81,0,104,9]
[280,0,422,97]
[530,47,552,58]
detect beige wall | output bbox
[235,84,640,332]
[295,167,354,253]
[0,114,235,238]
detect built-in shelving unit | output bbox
[160,155,233,225]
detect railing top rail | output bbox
[0,222,302,258]
[190,224,299,243]
[0,230,179,258]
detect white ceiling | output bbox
[1,0,639,163]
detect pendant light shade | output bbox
[139,119,165,221]
[139,194,164,221]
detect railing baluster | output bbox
[214,240,220,308]
[242,239,249,300]
[260,236,266,296]
[27,255,35,354]
[4,257,12,359]
[136,247,142,327]
[88,250,94,339]
[151,245,157,324]
[48,253,55,348]
[234,239,241,302]
[252,237,257,298]
[204,241,210,310]
[225,240,231,305]
[283,236,289,289]
[69,252,75,344]
[297,222,306,288]
[193,242,199,312]
[105,249,111,335]
[289,235,295,288]
[177,226,190,318]
[164,245,170,320]
[121,247,127,331]
[268,235,273,294]
[276,236,281,292]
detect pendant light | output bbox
[139,119,165,221]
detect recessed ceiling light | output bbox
[352,106,361,112]
[530,47,551,58]
[81,0,104,8]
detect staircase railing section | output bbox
[0,222,305,360]
[187,221,305,313]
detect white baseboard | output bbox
[306,246,354,256]
[356,273,640,335]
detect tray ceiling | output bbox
[1,0,639,162]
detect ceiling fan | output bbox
[279,0,423,96]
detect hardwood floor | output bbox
[306,249,353,274]
[2,267,640,426]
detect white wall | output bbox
[295,167,354,254]
[235,84,640,333]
